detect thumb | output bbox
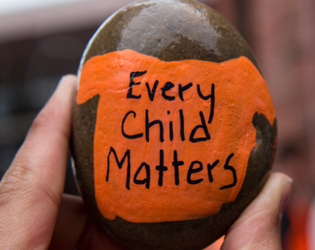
[221,172,292,250]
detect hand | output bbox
[206,172,292,250]
[0,75,127,250]
[0,75,292,250]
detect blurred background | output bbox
[1,0,315,249]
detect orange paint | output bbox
[77,49,276,223]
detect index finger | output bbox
[0,75,76,249]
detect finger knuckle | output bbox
[0,161,37,202]
[39,183,60,209]
[30,110,51,135]
[29,102,69,142]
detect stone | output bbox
[71,1,277,249]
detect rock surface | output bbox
[71,1,277,249]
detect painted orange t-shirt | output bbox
[77,49,276,223]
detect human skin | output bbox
[0,75,292,250]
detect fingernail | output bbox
[279,177,293,218]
